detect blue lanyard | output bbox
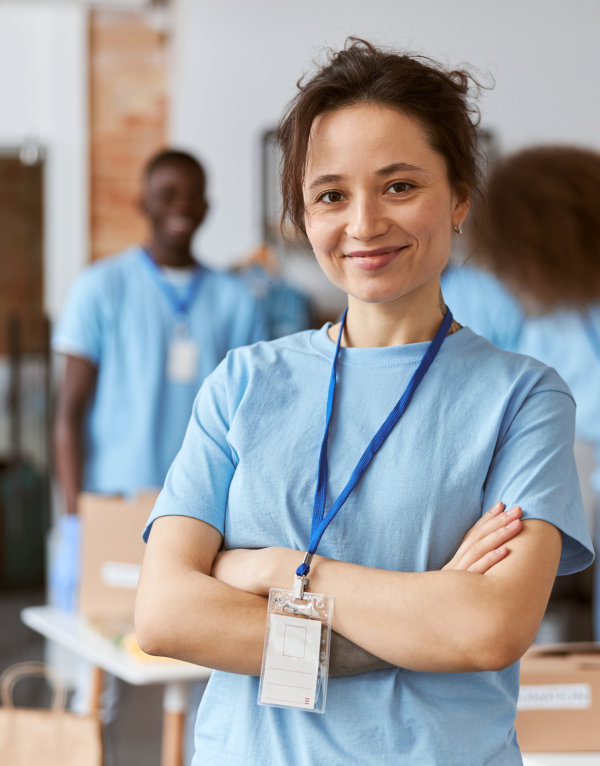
[140,248,204,321]
[295,308,454,583]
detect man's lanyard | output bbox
[140,248,203,323]
[293,308,454,598]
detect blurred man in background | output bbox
[51,148,268,611]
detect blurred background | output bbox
[0,1,598,763]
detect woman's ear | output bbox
[453,196,471,228]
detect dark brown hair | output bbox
[473,146,600,312]
[278,38,483,236]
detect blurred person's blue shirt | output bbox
[52,245,268,495]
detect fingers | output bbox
[464,545,510,575]
[445,504,523,572]
[455,502,504,551]
[464,516,523,574]
[465,504,521,549]
[466,501,505,537]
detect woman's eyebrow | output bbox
[306,163,426,192]
[306,173,343,192]
[376,162,425,176]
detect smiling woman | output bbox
[135,39,594,766]
[302,104,468,345]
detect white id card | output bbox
[167,327,199,383]
[258,588,333,714]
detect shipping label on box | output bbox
[515,642,600,753]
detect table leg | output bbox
[161,682,189,766]
[88,665,104,717]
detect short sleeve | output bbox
[482,382,595,575]
[143,359,235,541]
[52,266,106,363]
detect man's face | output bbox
[142,162,208,252]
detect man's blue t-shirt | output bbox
[52,246,268,495]
[145,326,593,766]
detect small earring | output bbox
[453,221,464,235]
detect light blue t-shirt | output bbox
[145,326,593,766]
[52,246,268,495]
[442,265,600,494]
[519,308,600,495]
[442,264,524,352]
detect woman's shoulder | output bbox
[195,328,328,421]
[451,327,574,401]
[226,327,328,366]
[205,328,326,389]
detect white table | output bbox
[20,608,600,766]
[21,606,212,766]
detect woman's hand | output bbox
[443,502,523,573]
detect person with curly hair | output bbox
[445,145,600,641]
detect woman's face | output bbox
[303,103,469,310]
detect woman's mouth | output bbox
[344,246,408,271]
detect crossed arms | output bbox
[135,502,561,675]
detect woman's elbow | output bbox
[134,593,173,657]
[135,623,163,657]
[468,614,537,671]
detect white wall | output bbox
[0,3,88,321]
[172,0,600,270]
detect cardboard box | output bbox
[78,492,159,633]
[516,642,600,752]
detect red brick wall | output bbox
[89,10,169,262]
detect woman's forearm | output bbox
[137,568,268,674]
[310,560,507,671]
[137,561,391,675]
[136,518,269,674]
[138,512,559,676]
[257,519,561,673]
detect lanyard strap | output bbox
[140,248,203,321]
[296,308,453,581]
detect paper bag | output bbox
[0,661,102,766]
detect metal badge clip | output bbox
[293,574,308,600]
[293,552,314,600]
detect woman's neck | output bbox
[329,291,450,348]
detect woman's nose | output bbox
[345,196,389,241]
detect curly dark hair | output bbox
[473,145,600,312]
[278,37,484,237]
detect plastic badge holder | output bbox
[258,587,333,714]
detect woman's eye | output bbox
[388,181,413,194]
[318,190,344,204]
